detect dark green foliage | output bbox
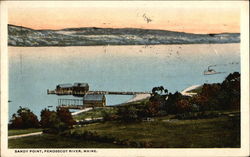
[193,72,240,111]
[152,86,167,95]
[117,105,141,123]
[40,108,56,128]
[163,92,186,114]
[67,130,153,148]
[40,108,76,133]
[126,72,239,122]
[56,108,76,129]
[101,110,118,121]
[8,134,124,148]
[9,107,40,129]
[70,115,240,148]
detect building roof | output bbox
[73,83,89,87]
[57,84,73,88]
[83,94,104,101]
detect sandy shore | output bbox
[181,85,201,97]
[126,94,151,103]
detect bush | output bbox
[56,108,76,129]
[117,106,141,123]
[9,107,40,129]
[40,108,76,133]
[40,108,56,128]
[101,110,118,121]
[192,72,240,111]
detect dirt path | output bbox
[8,131,43,139]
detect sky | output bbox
[8,1,241,34]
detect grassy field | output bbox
[73,115,240,148]
[8,133,126,148]
[73,107,117,120]
[8,128,43,136]
[9,111,240,148]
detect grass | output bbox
[8,110,240,148]
[72,115,240,148]
[8,128,43,136]
[73,107,117,120]
[8,133,126,148]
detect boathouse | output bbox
[56,84,73,91]
[83,94,106,107]
[55,83,89,94]
[73,83,89,93]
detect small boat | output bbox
[204,66,222,75]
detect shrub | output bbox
[40,108,76,133]
[117,106,141,123]
[9,107,40,129]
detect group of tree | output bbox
[40,108,76,133]
[9,107,76,132]
[191,72,240,111]
[9,107,40,129]
[116,72,240,123]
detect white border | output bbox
[1,1,249,157]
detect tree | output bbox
[163,92,183,114]
[151,86,168,96]
[117,106,140,123]
[40,108,56,128]
[193,72,240,111]
[146,100,161,116]
[9,107,40,129]
[56,108,76,129]
[40,108,76,133]
[176,99,192,113]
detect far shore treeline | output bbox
[9,72,240,132]
[8,24,240,47]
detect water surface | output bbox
[9,44,240,118]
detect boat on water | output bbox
[203,66,222,75]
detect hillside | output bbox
[8,24,240,46]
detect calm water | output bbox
[8,44,240,118]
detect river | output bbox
[8,43,240,118]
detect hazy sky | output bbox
[8,1,241,34]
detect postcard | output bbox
[1,1,249,157]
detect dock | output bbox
[47,90,151,96]
[48,83,152,110]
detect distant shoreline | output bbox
[8,24,240,47]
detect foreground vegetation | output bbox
[73,107,117,120]
[9,134,125,148]
[9,114,240,148]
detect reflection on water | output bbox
[8,44,240,118]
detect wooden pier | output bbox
[48,83,152,110]
[47,89,151,96]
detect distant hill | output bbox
[8,24,240,46]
